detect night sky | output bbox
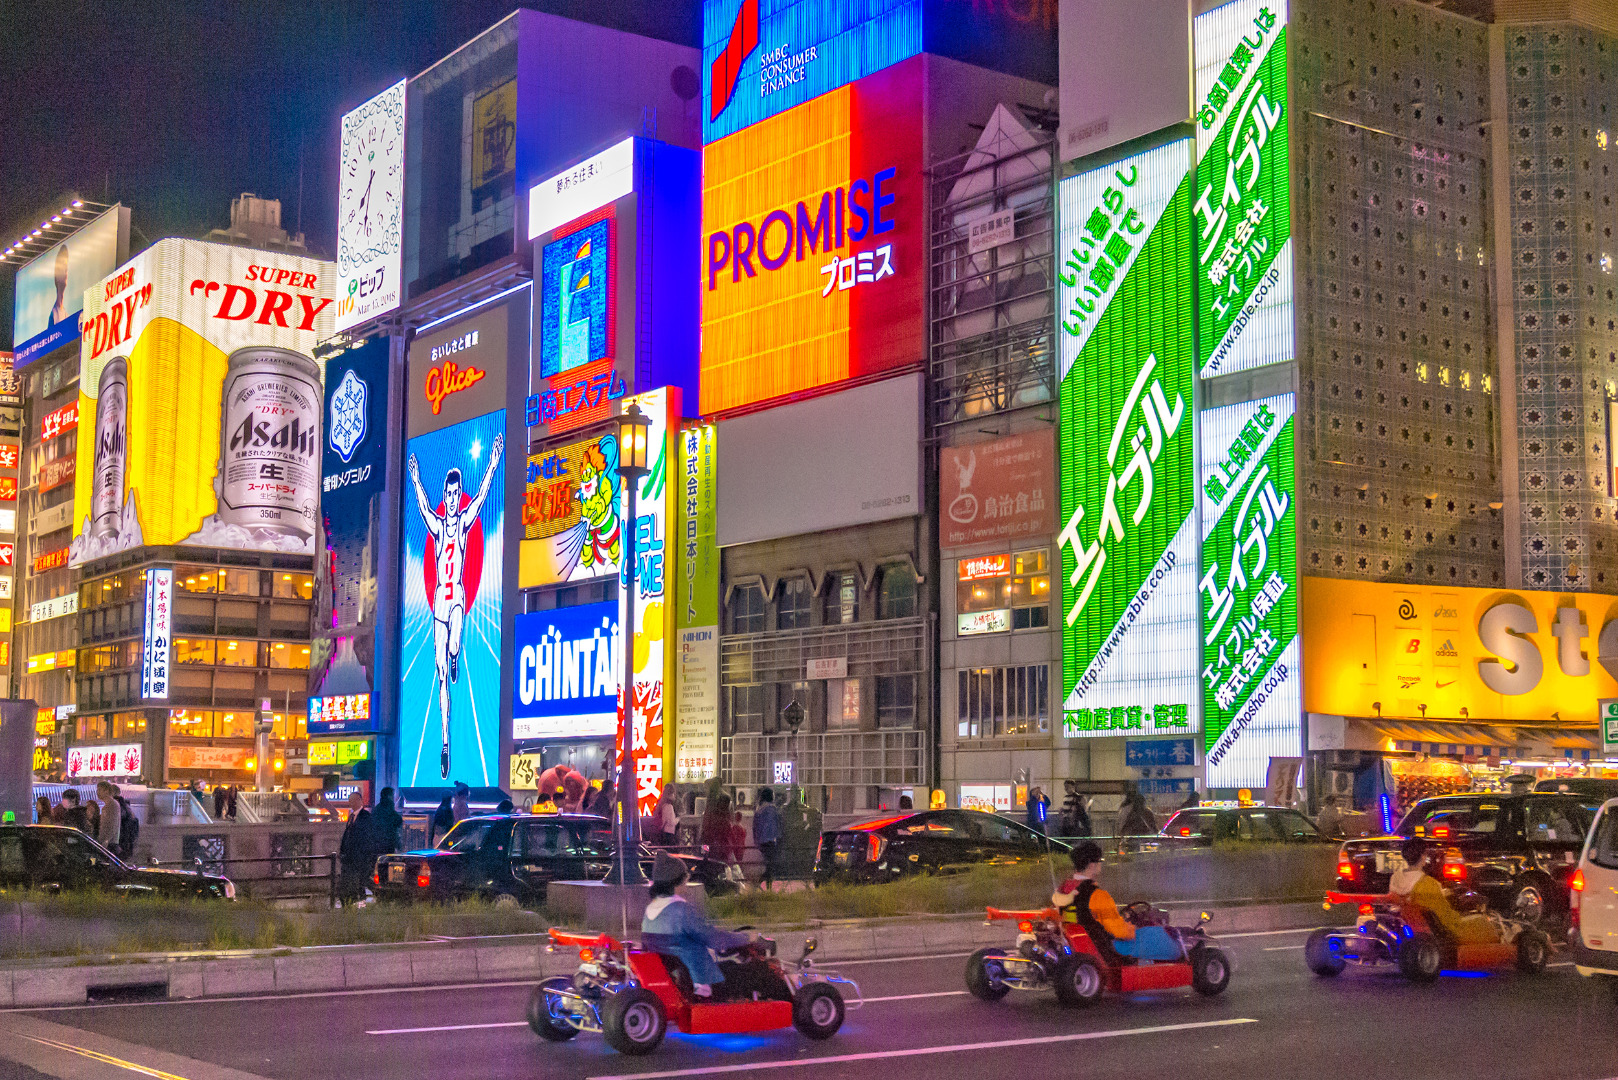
[0,1,700,348]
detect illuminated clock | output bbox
[339,81,405,262]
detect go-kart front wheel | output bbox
[965,947,1011,1001]
[1515,929,1549,974]
[603,988,667,1055]
[1304,929,1346,977]
[1190,945,1232,996]
[1053,954,1105,1008]
[1397,932,1442,983]
[792,982,846,1039]
[528,978,579,1041]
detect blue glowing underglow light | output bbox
[1438,970,1491,979]
[665,1031,775,1053]
[1379,793,1395,834]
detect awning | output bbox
[1335,717,1601,759]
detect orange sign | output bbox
[958,554,1011,581]
[32,547,66,573]
[424,361,486,415]
[940,431,1057,550]
[700,57,925,416]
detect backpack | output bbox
[117,797,139,859]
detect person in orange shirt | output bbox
[1053,841,1183,963]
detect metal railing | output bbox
[722,730,926,788]
[149,853,340,905]
[720,617,926,686]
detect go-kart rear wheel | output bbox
[1053,954,1105,1008]
[792,982,845,1039]
[1397,932,1442,984]
[1515,929,1549,974]
[602,988,666,1056]
[965,947,1012,1001]
[528,978,579,1041]
[1305,929,1346,977]
[1190,945,1232,996]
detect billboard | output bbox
[513,601,620,740]
[538,216,613,380]
[702,0,923,143]
[1193,0,1291,378]
[140,568,172,701]
[520,431,621,587]
[66,744,142,779]
[1200,393,1298,787]
[1059,0,1191,164]
[69,240,335,566]
[399,408,506,785]
[940,430,1056,550]
[310,336,391,734]
[700,57,925,415]
[619,387,677,817]
[1057,139,1201,739]
[336,79,407,332]
[675,424,719,782]
[12,206,125,367]
[527,136,634,243]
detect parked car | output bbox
[1336,792,1598,928]
[1535,777,1618,803]
[812,809,1068,885]
[1570,796,1618,997]
[0,824,235,899]
[372,814,728,905]
[1158,805,1329,845]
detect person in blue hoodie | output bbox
[642,852,787,1001]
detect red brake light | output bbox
[580,947,595,963]
[1338,859,1355,879]
[416,867,431,888]
[816,835,825,863]
[1018,920,1034,933]
[1433,826,1451,839]
[1573,868,1586,892]
[868,834,887,862]
[1359,903,1374,916]
[1180,827,1191,837]
[372,871,380,886]
[1442,848,1466,881]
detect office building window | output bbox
[876,675,915,729]
[824,572,859,625]
[729,684,766,733]
[777,578,813,630]
[728,584,766,635]
[956,549,1051,635]
[878,564,918,620]
[957,665,1049,738]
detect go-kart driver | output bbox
[1052,840,1183,962]
[1388,837,1501,944]
[641,852,789,1001]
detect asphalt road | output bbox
[2,928,1617,1080]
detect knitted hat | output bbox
[651,851,689,887]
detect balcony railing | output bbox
[720,617,926,686]
[721,729,926,788]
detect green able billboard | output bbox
[1194,0,1291,379]
[1057,139,1201,739]
[1199,393,1299,787]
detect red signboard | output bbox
[32,547,66,574]
[940,430,1057,550]
[0,444,19,470]
[958,554,1011,581]
[0,478,16,502]
[37,457,74,493]
[0,543,13,567]
[40,401,78,441]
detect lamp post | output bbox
[612,403,652,888]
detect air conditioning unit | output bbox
[1328,769,1355,797]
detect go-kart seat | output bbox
[655,952,697,999]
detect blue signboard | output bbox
[310,336,391,736]
[539,218,612,379]
[702,0,923,144]
[1136,778,1197,797]
[513,601,620,741]
[1125,739,1197,769]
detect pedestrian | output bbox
[84,792,101,838]
[34,796,51,824]
[561,770,588,814]
[590,777,618,820]
[337,790,375,904]
[451,781,471,822]
[655,787,680,846]
[213,784,228,819]
[429,794,455,844]
[1316,795,1345,839]
[1026,786,1050,837]
[1180,788,1201,810]
[730,810,748,883]
[372,787,404,855]
[1061,780,1093,838]
[1119,790,1157,839]
[57,789,88,832]
[495,798,515,814]
[225,785,238,820]
[113,784,139,861]
[95,781,121,853]
[700,793,732,865]
[753,788,783,890]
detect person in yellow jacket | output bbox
[1052,841,1183,963]
[1388,837,1499,944]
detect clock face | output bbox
[339,83,405,254]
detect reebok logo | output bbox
[710,0,758,121]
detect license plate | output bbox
[1375,852,1405,873]
[388,864,406,883]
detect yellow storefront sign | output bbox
[1303,577,1618,725]
[509,751,543,791]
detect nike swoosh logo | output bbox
[1436,680,1455,688]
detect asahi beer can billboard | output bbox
[70,239,335,566]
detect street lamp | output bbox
[612,403,652,888]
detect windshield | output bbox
[1397,799,1502,839]
[436,820,493,853]
[1591,808,1618,871]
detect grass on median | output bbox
[0,892,553,959]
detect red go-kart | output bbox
[1306,891,1550,983]
[532,927,862,1055]
[966,903,1231,1007]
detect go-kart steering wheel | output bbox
[1122,902,1158,926]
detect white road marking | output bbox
[1216,927,1321,939]
[587,1018,1259,1079]
[862,991,967,1003]
[833,951,975,967]
[1263,945,1306,951]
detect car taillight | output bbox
[1573,868,1586,892]
[817,835,825,863]
[580,947,595,963]
[868,835,887,863]
[1359,903,1374,916]
[1441,848,1466,882]
[1338,859,1356,879]
[416,866,431,888]
[1433,826,1451,839]
[372,870,380,886]
[1018,920,1034,933]
[1180,827,1191,837]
